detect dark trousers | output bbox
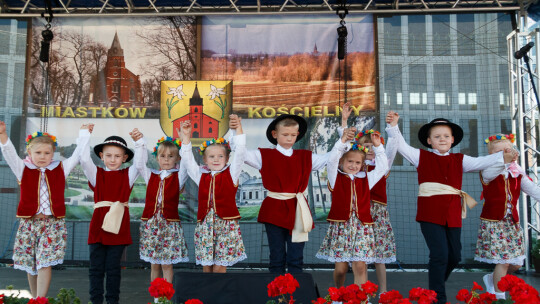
[420,222,461,304]
[89,243,126,304]
[265,223,305,273]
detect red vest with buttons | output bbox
[88,167,133,245]
[327,172,373,223]
[258,148,312,230]
[18,164,66,218]
[417,149,464,227]
[479,173,521,223]
[197,167,240,222]
[142,172,181,222]
[366,164,388,205]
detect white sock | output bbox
[495,292,506,300]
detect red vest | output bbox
[88,167,133,245]
[258,148,312,230]
[18,164,66,218]
[366,164,388,205]
[417,149,464,227]
[327,172,373,223]
[142,172,181,222]
[197,167,240,222]
[480,173,521,223]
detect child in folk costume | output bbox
[476,134,539,300]
[0,122,90,298]
[385,112,516,304]
[229,114,350,273]
[341,103,398,293]
[317,128,388,288]
[179,117,247,272]
[132,129,189,284]
[80,127,141,304]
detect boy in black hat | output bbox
[79,126,143,304]
[385,111,516,304]
[229,114,351,273]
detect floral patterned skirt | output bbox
[316,214,376,263]
[194,209,247,266]
[370,202,397,263]
[474,214,525,266]
[13,217,67,275]
[139,213,189,265]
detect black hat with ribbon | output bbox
[417,118,463,148]
[265,114,308,145]
[93,135,134,163]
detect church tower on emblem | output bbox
[173,83,219,139]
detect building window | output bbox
[501,119,512,135]
[383,16,401,56]
[383,64,403,109]
[114,59,119,67]
[249,192,252,199]
[194,107,198,112]
[316,194,320,202]
[112,82,119,93]
[460,119,478,156]
[433,64,452,108]
[323,194,327,201]
[208,127,212,133]
[129,88,135,101]
[194,123,198,129]
[264,191,267,197]
[499,64,510,110]
[432,15,451,56]
[457,14,475,56]
[458,64,477,110]
[410,119,427,149]
[0,20,10,55]
[15,20,27,55]
[0,63,7,106]
[409,64,427,108]
[255,191,259,199]
[243,192,246,199]
[408,15,426,56]
[497,13,512,56]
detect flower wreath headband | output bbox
[484,134,515,145]
[350,142,369,153]
[198,138,231,155]
[355,129,385,145]
[152,137,182,156]
[25,132,58,147]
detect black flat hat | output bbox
[418,118,463,148]
[266,114,308,145]
[93,135,134,163]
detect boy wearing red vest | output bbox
[385,112,515,304]
[180,117,247,273]
[229,114,349,273]
[0,122,90,299]
[80,126,141,304]
[475,134,540,300]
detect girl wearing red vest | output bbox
[385,112,516,304]
[80,127,141,304]
[475,134,540,300]
[180,118,246,273]
[0,121,90,299]
[132,130,189,284]
[340,103,399,293]
[317,130,388,289]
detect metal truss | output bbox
[508,22,540,272]
[0,0,527,16]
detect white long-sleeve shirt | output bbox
[133,137,188,189]
[385,124,504,172]
[80,134,140,188]
[482,161,540,203]
[181,134,246,186]
[0,129,90,215]
[327,143,389,189]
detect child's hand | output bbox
[130,128,143,141]
[229,114,243,135]
[503,147,518,163]
[341,102,352,128]
[0,121,6,134]
[341,127,356,143]
[80,123,95,133]
[386,111,399,126]
[371,132,382,147]
[178,121,192,143]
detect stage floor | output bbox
[0,266,539,303]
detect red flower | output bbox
[472,282,483,291]
[267,273,299,298]
[408,287,437,304]
[27,297,49,304]
[478,292,497,304]
[360,280,378,297]
[0,294,4,304]
[185,299,203,304]
[456,289,471,302]
[379,290,404,304]
[311,298,328,304]
[148,278,175,300]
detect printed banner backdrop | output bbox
[26,14,376,221]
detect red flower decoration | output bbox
[148,278,175,300]
[360,280,378,297]
[472,282,483,291]
[379,290,404,304]
[311,298,328,304]
[408,287,437,304]
[267,273,299,297]
[27,297,49,304]
[185,299,203,304]
[0,294,4,304]
[456,289,471,302]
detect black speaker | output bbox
[173,272,319,304]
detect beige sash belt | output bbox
[267,191,313,243]
[94,201,129,234]
[418,182,478,219]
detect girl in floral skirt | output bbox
[0,121,91,298]
[316,128,388,288]
[341,103,398,294]
[475,134,540,300]
[179,117,247,273]
[133,129,189,283]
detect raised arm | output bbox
[80,125,98,187]
[384,136,398,174]
[229,114,246,185]
[366,133,389,189]
[0,121,24,180]
[179,120,202,185]
[229,113,262,170]
[385,111,420,167]
[62,124,92,177]
[130,128,151,184]
[341,102,352,129]
[327,127,354,189]
[521,176,540,202]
